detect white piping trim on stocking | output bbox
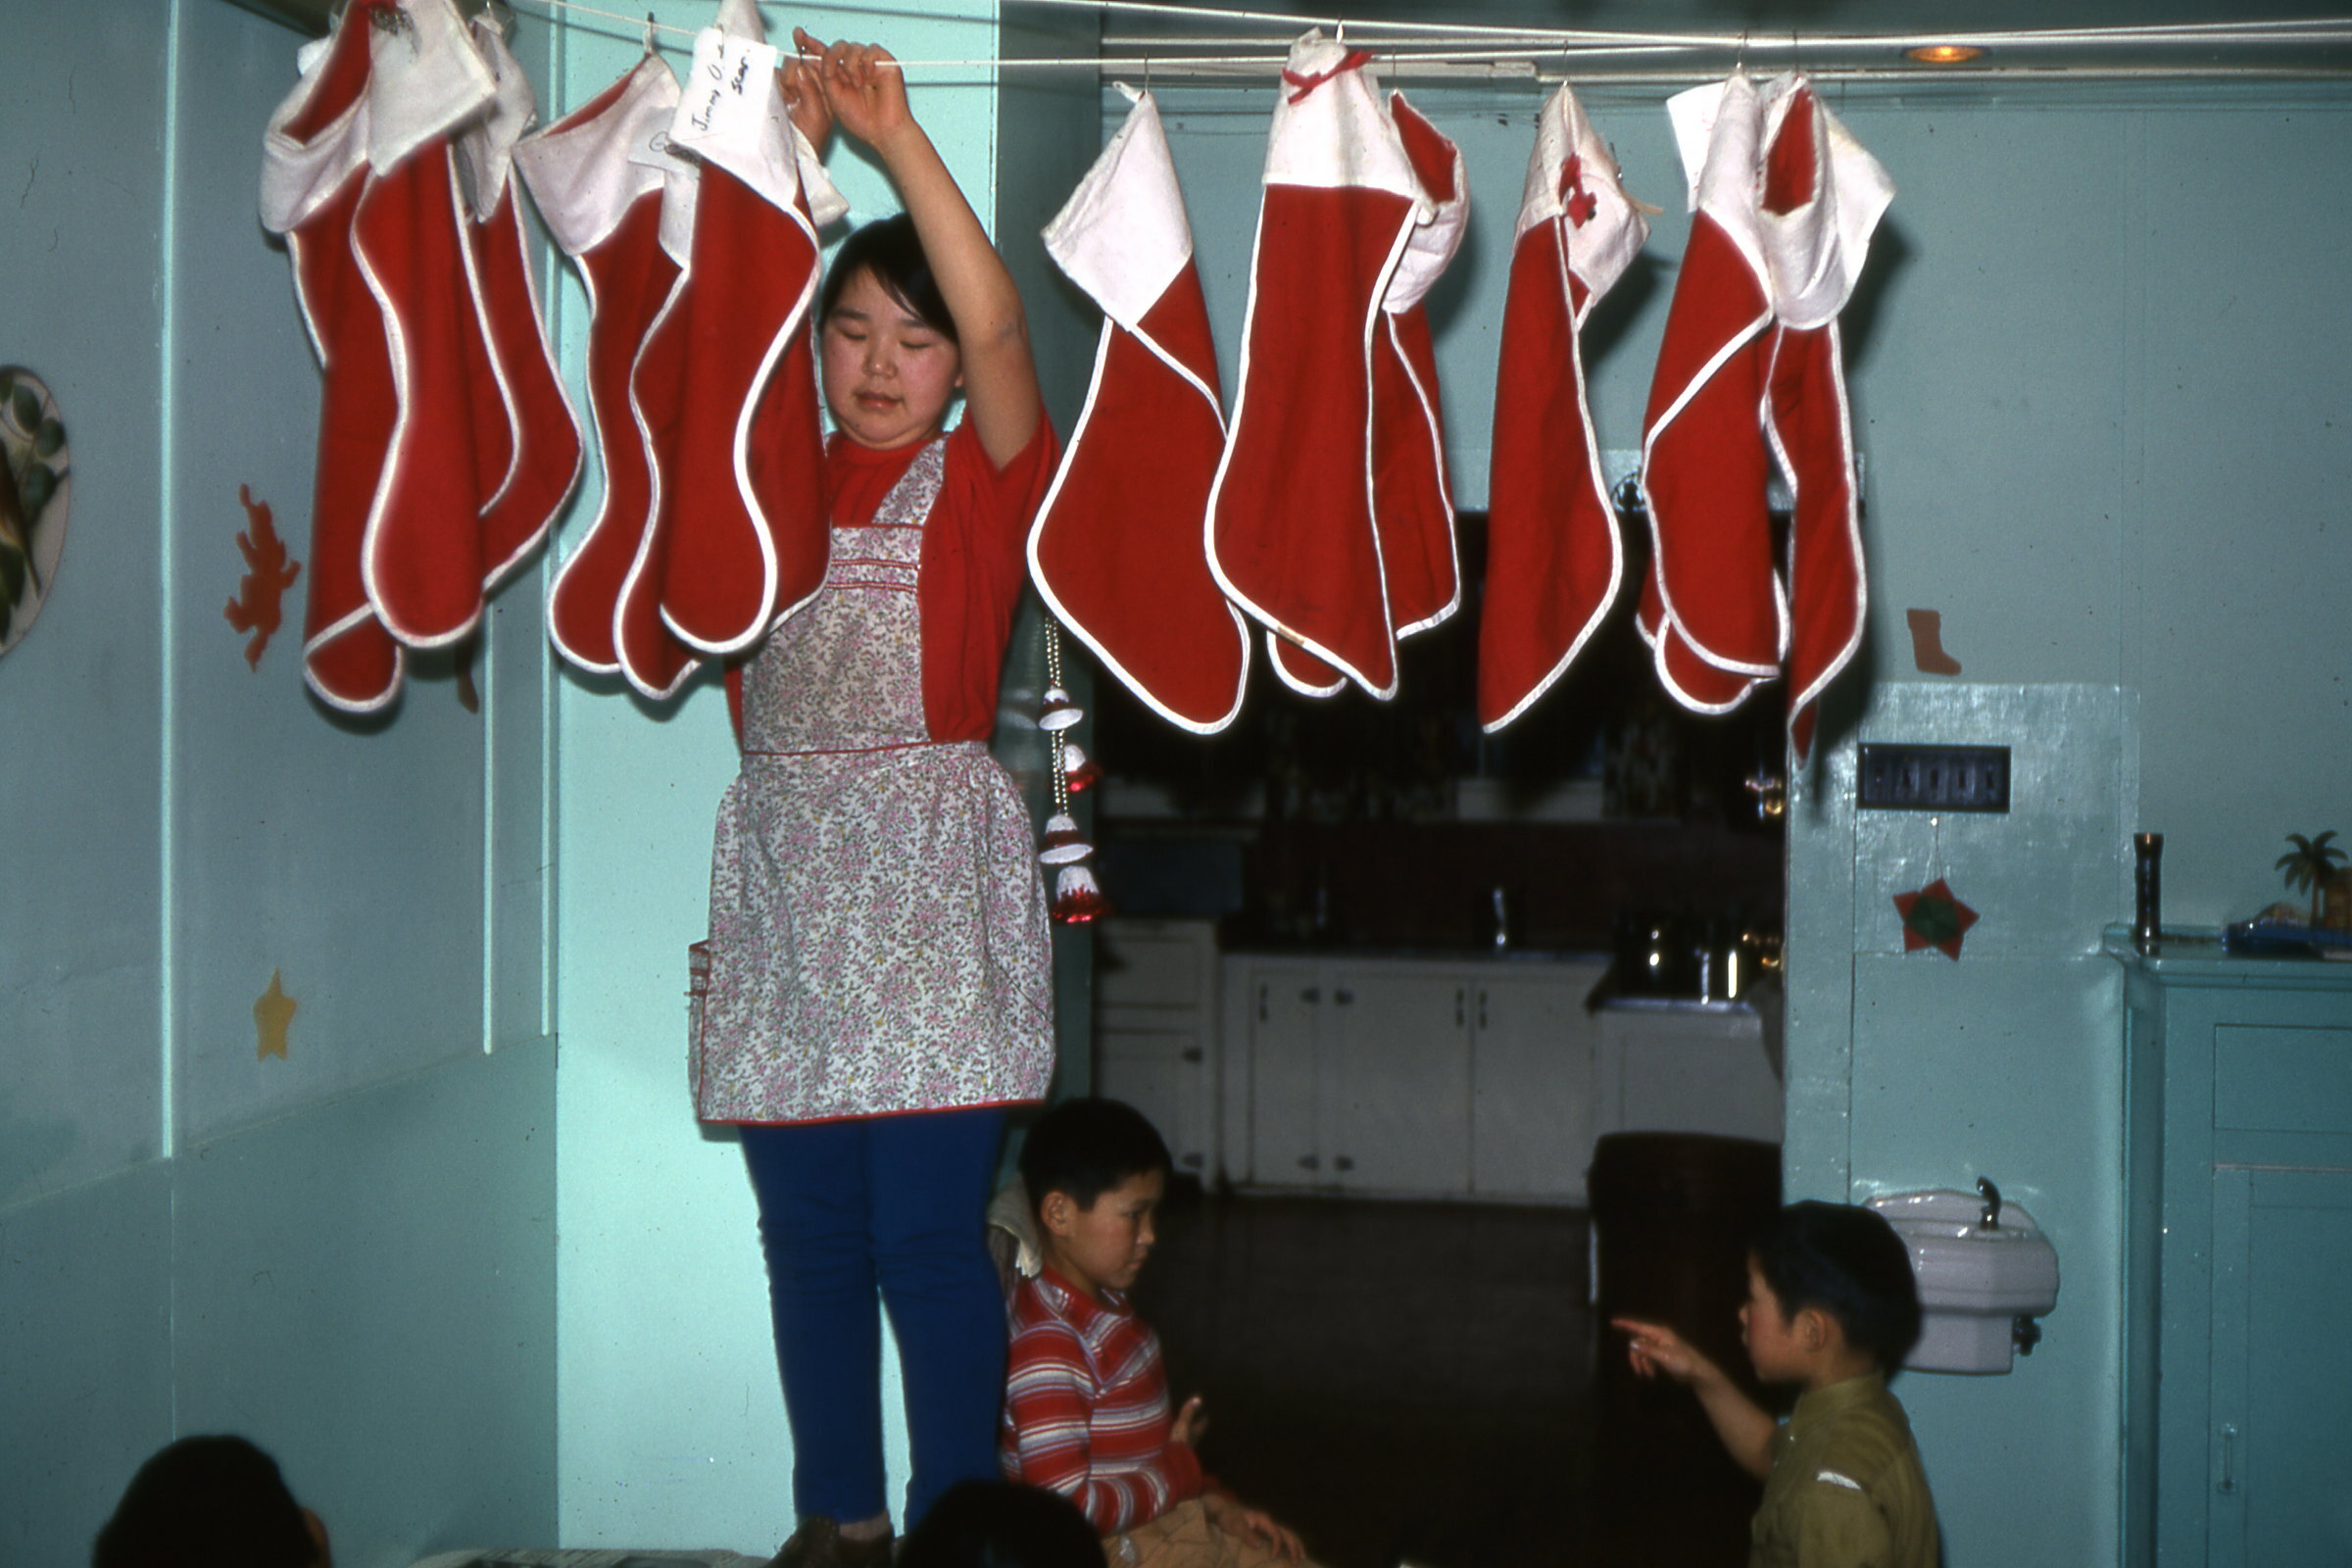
[612,249,700,702]
[544,224,633,677]
[1381,310,1460,642]
[1636,593,1766,715]
[355,150,488,653]
[478,188,585,594]
[1267,631,1348,698]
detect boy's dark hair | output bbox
[93,1435,317,1568]
[1750,1200,1923,1370]
[900,1480,1107,1568]
[1019,1097,1171,1217]
[820,213,957,342]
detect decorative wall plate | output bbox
[0,368,70,657]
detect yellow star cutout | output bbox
[254,969,297,1061]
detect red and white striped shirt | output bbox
[1001,1266,1204,1532]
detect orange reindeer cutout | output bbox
[225,484,303,670]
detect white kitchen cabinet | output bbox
[1092,919,1221,1179]
[1221,954,1603,1200]
[1324,968,1475,1194]
[1471,962,1610,1200]
[1236,958,1321,1185]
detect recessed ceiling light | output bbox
[1906,43,1986,64]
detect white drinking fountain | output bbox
[1867,1180,2060,1374]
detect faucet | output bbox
[1977,1175,2002,1230]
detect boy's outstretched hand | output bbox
[1203,1493,1305,1564]
[1614,1316,1722,1388]
[1612,1316,1777,1482]
[793,30,912,153]
[1171,1395,1208,1447]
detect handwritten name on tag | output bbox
[674,27,783,150]
[626,122,697,175]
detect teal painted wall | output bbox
[7,5,2344,1563]
[548,4,1098,1548]
[1781,91,2352,1568]
[1,3,559,1562]
[1149,69,2352,1568]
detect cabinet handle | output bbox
[1301,986,1321,1004]
[1298,1154,1320,1171]
[1334,988,1353,1005]
[1181,1048,1204,1063]
[1479,991,1489,1030]
[1455,989,1464,1027]
[1334,1155,1355,1172]
[2217,1424,2239,1495]
[1182,1152,1204,1168]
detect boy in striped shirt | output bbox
[1001,1098,1313,1568]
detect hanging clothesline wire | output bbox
[497,0,2352,78]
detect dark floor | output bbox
[1129,1187,1757,1568]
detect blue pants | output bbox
[740,1107,1008,1530]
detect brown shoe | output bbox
[771,1515,895,1568]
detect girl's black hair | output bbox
[1750,1200,1923,1371]
[820,213,957,342]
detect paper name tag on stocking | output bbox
[673,28,783,154]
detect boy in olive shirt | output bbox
[1615,1201,1939,1568]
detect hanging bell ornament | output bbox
[1038,684,1083,732]
[1038,811,1093,866]
[1060,740,1102,794]
[1052,862,1112,923]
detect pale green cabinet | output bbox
[2112,932,2352,1567]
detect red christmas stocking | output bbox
[457,16,582,593]
[1208,33,1426,700]
[514,54,698,697]
[1030,88,1249,734]
[349,0,498,652]
[1478,83,1648,731]
[1758,81,1891,760]
[1639,74,1781,707]
[1373,94,1467,646]
[643,0,840,656]
[1263,90,1465,703]
[263,0,405,711]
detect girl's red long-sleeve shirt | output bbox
[1000,1265,1205,1533]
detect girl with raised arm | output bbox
[696,35,1060,1567]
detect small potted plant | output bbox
[2277,831,2346,930]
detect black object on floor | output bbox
[1130,1187,1750,1568]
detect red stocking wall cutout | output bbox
[1030,87,1249,734]
[1477,83,1648,731]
